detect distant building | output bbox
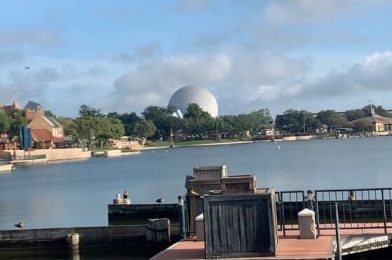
[0,101,21,113]
[348,106,392,134]
[25,101,64,148]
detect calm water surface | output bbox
[0,137,391,229]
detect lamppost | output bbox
[89,129,95,153]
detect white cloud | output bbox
[255,51,392,112]
[264,0,357,25]
[0,51,24,66]
[108,50,312,115]
[0,29,60,48]
[109,53,231,113]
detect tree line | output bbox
[275,105,391,134]
[0,104,390,146]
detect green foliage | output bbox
[8,110,27,138]
[375,106,392,117]
[33,141,43,149]
[79,104,104,117]
[345,109,366,121]
[275,109,320,133]
[143,106,182,138]
[44,110,56,118]
[184,103,211,119]
[108,112,141,136]
[133,120,157,138]
[70,116,124,141]
[0,111,11,133]
[67,106,125,146]
[316,110,348,128]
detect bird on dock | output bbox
[156,197,164,204]
[15,222,24,228]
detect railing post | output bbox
[280,192,286,237]
[178,195,186,239]
[315,191,320,236]
[334,202,342,260]
[382,190,387,234]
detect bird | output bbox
[24,66,31,70]
[156,197,164,204]
[15,222,24,228]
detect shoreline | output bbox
[143,140,253,150]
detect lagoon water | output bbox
[0,137,392,229]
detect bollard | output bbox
[67,232,80,250]
[298,209,316,239]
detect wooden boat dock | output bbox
[152,227,392,259]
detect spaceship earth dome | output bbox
[168,85,218,118]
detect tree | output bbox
[143,106,179,139]
[182,104,215,137]
[108,112,141,136]
[345,109,366,121]
[316,110,348,128]
[79,105,104,117]
[68,116,125,147]
[184,103,211,119]
[133,120,157,139]
[374,105,392,118]
[246,109,273,134]
[0,111,11,133]
[275,109,320,134]
[8,110,27,138]
[57,117,78,136]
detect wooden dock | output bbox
[151,236,335,260]
[0,224,180,250]
[152,227,392,259]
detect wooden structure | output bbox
[146,218,171,242]
[221,175,256,193]
[186,165,258,235]
[108,203,179,225]
[193,165,227,180]
[203,189,278,258]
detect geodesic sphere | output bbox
[168,85,218,117]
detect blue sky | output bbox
[1,0,392,117]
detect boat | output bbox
[0,164,15,172]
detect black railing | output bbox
[315,188,392,235]
[275,188,392,235]
[276,190,305,236]
[184,188,392,237]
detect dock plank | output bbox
[151,236,335,260]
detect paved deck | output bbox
[152,226,392,259]
[151,236,335,260]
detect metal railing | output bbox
[315,188,392,235]
[276,190,305,236]
[183,187,392,237]
[275,188,392,235]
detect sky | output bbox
[1,0,392,118]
